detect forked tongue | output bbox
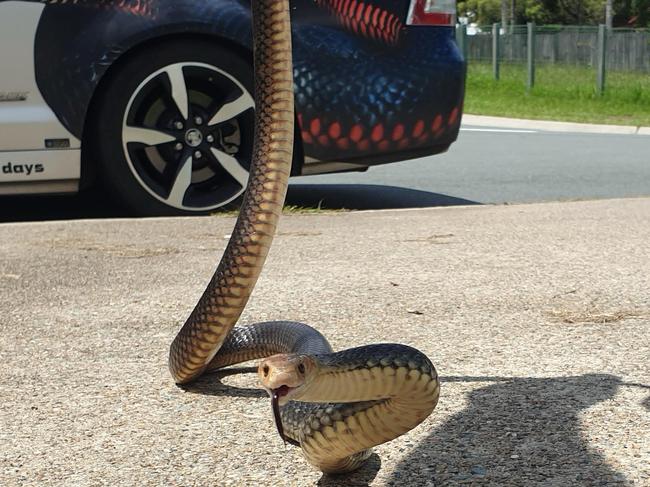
[271,385,291,445]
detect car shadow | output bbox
[387,373,626,486]
[0,184,479,222]
[286,184,480,210]
[0,189,130,223]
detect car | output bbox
[0,0,465,216]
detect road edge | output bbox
[462,114,650,135]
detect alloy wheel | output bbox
[121,62,254,211]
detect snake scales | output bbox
[169,0,440,474]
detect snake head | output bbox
[258,354,317,405]
[258,354,317,443]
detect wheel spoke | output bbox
[208,91,254,126]
[209,148,249,187]
[164,64,190,120]
[123,126,176,146]
[166,155,193,207]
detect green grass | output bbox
[281,204,348,214]
[213,204,347,216]
[464,63,650,126]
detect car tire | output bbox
[91,39,256,216]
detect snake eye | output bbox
[297,363,306,374]
[263,365,270,377]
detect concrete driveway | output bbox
[1,198,649,486]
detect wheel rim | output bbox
[122,62,254,211]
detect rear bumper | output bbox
[300,141,452,176]
[294,25,466,166]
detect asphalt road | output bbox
[290,127,650,209]
[1,125,649,221]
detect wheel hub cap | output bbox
[185,128,203,147]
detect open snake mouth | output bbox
[271,385,293,444]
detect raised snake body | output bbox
[168,0,440,473]
[18,0,441,472]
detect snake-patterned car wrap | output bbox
[29,0,464,167]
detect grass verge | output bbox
[464,62,650,126]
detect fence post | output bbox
[527,22,535,93]
[596,24,607,95]
[456,23,468,62]
[492,23,500,80]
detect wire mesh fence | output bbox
[458,24,650,72]
[455,24,650,96]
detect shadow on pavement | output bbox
[179,366,266,399]
[0,189,129,223]
[181,365,383,486]
[0,184,479,223]
[178,368,642,485]
[388,374,625,486]
[286,184,480,210]
[317,454,382,487]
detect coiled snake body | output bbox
[169,0,439,474]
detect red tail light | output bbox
[407,0,457,26]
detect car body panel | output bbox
[0,150,80,195]
[0,2,79,151]
[0,0,464,195]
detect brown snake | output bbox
[169,0,440,474]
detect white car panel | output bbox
[0,149,80,180]
[0,2,80,190]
